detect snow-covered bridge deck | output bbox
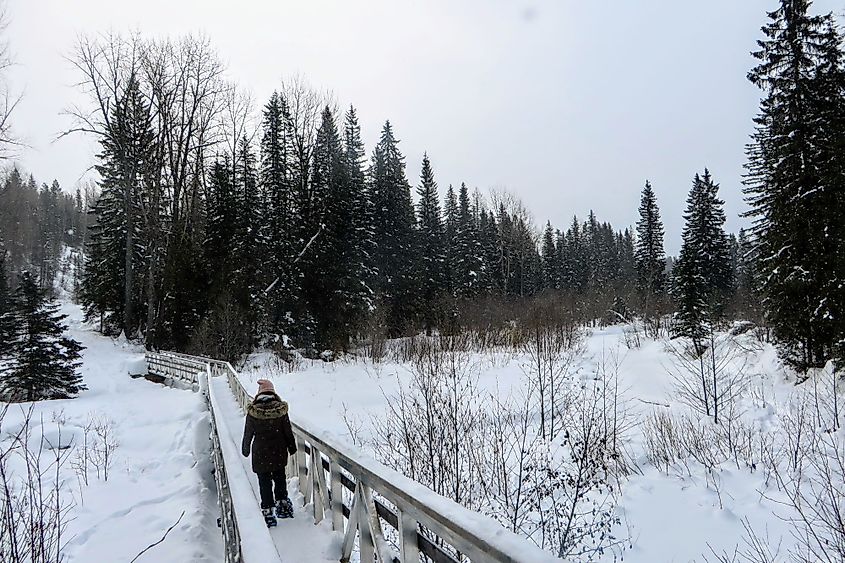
[146,351,559,563]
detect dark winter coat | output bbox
[241,392,297,474]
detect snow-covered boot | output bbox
[262,507,277,527]
[276,498,294,519]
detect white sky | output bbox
[5,0,842,253]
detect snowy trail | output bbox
[211,376,342,562]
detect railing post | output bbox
[329,454,344,532]
[310,444,325,523]
[356,485,375,563]
[340,483,361,563]
[399,508,419,563]
[361,484,391,562]
[297,438,308,505]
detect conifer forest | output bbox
[0,1,844,562]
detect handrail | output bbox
[146,351,560,563]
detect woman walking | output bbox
[242,379,297,527]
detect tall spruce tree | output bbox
[205,157,237,291]
[673,171,732,350]
[232,138,262,337]
[453,183,483,296]
[477,208,500,293]
[443,184,459,295]
[415,153,446,332]
[80,76,155,337]
[198,156,252,362]
[618,228,637,290]
[634,180,666,299]
[541,221,557,290]
[1,272,84,401]
[745,0,845,370]
[370,121,417,335]
[304,106,365,349]
[259,92,301,339]
[339,106,375,339]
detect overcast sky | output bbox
[5,0,842,253]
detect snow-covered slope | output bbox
[2,302,222,562]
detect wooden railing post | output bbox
[340,483,360,563]
[399,508,420,563]
[310,444,326,523]
[329,455,344,532]
[356,485,375,563]
[297,438,308,506]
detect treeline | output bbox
[68,34,676,359]
[68,34,758,361]
[0,168,88,292]
[70,0,845,375]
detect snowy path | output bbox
[211,376,342,562]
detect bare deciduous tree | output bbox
[0,1,22,158]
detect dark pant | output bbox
[257,469,289,509]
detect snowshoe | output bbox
[276,498,294,519]
[262,507,277,527]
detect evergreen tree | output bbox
[566,216,588,293]
[453,183,483,296]
[259,92,301,338]
[477,208,500,293]
[369,121,417,335]
[80,76,155,337]
[303,106,371,348]
[205,157,237,290]
[672,171,732,349]
[443,184,459,295]
[1,272,85,401]
[554,229,569,290]
[415,153,446,332]
[733,228,762,322]
[745,0,845,370]
[232,138,262,336]
[541,221,557,290]
[634,180,666,297]
[618,228,636,289]
[339,106,375,338]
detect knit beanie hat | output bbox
[257,379,275,396]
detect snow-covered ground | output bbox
[238,325,841,562]
[1,302,223,562]
[4,298,838,562]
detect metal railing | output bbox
[146,351,560,563]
